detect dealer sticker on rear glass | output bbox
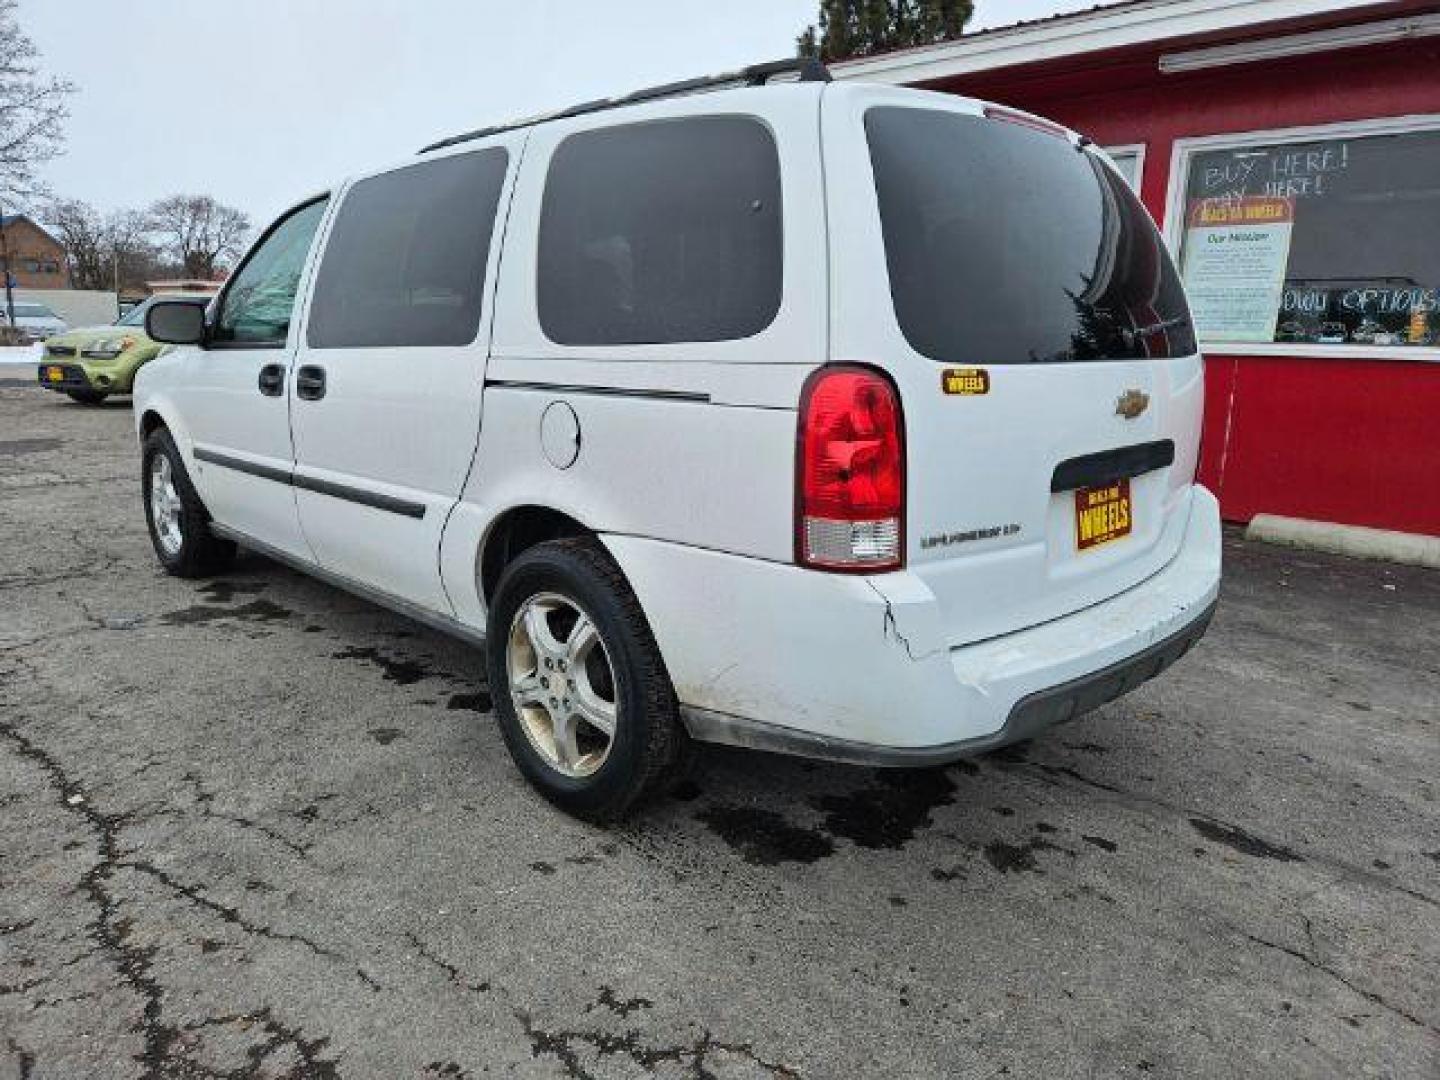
[941,367,989,396]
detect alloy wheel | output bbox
[149,454,184,557]
[505,591,618,778]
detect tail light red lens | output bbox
[796,365,904,572]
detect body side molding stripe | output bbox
[192,446,427,519]
[484,379,710,403]
[192,446,294,486]
[292,473,427,519]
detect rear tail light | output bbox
[796,365,904,572]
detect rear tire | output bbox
[142,428,236,578]
[486,538,687,821]
[66,389,107,405]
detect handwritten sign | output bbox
[1195,142,1350,202]
[1181,197,1296,343]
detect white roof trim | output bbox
[831,0,1387,84]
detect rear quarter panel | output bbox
[441,86,829,628]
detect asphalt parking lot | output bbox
[2,376,1437,1080]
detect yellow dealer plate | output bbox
[1075,479,1132,551]
[941,367,989,396]
[45,366,64,382]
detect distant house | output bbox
[0,214,70,289]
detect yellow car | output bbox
[38,293,211,405]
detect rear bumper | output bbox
[681,599,1214,765]
[605,485,1222,763]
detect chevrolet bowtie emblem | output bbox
[1115,389,1150,420]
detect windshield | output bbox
[866,107,1196,364]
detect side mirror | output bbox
[145,300,208,346]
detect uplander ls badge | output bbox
[1115,389,1150,420]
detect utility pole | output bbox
[0,202,15,330]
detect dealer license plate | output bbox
[45,366,63,383]
[1075,479,1132,551]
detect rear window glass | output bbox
[538,116,783,346]
[307,148,509,349]
[866,107,1196,364]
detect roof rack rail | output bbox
[418,57,831,155]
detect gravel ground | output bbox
[1,382,1437,1079]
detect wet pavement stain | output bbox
[199,580,268,603]
[669,779,703,802]
[696,804,835,866]
[331,646,432,685]
[369,727,404,745]
[1190,818,1303,862]
[446,691,493,712]
[983,837,1062,874]
[812,769,957,850]
[1082,834,1118,853]
[159,599,294,626]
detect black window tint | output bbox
[214,198,328,346]
[307,149,509,349]
[538,116,783,345]
[866,107,1196,364]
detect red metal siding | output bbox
[943,37,1440,536]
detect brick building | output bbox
[1,214,70,289]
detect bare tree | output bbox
[45,197,107,288]
[109,208,166,291]
[46,199,166,292]
[0,0,74,203]
[146,194,251,279]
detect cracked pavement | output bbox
[1,378,1437,1079]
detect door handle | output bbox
[257,363,285,397]
[295,365,327,401]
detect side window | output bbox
[307,148,510,349]
[538,116,783,346]
[213,198,328,346]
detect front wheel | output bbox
[142,428,235,578]
[485,538,688,821]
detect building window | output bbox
[1103,144,1145,191]
[1172,121,1440,352]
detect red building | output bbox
[836,0,1440,539]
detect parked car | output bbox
[134,62,1221,820]
[3,301,67,342]
[37,294,211,405]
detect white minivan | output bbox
[136,61,1220,820]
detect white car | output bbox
[135,62,1221,820]
[4,301,67,341]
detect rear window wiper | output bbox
[1122,316,1190,348]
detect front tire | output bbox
[66,389,107,405]
[142,428,235,578]
[486,538,687,821]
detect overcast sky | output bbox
[26,0,1094,230]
